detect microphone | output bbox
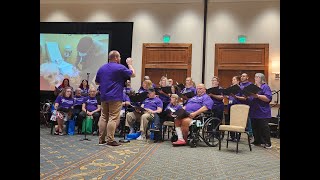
[87,72,90,75]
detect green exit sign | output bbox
[163,34,170,43]
[238,35,247,43]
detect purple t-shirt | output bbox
[181,87,196,95]
[210,86,224,111]
[159,93,170,104]
[138,88,148,93]
[165,103,182,112]
[239,81,252,105]
[74,95,85,106]
[248,83,272,119]
[55,96,74,109]
[85,96,101,112]
[143,97,163,111]
[185,94,213,113]
[123,87,133,94]
[96,62,133,102]
[80,87,89,96]
[227,92,241,108]
[122,92,131,110]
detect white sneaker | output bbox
[136,135,145,140]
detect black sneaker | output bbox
[264,144,272,149]
[107,141,121,146]
[98,141,107,146]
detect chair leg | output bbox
[162,125,165,140]
[219,131,221,150]
[247,132,252,151]
[236,132,239,153]
[226,131,230,148]
[167,126,170,139]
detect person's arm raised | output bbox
[126,58,136,78]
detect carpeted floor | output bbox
[40,127,280,179]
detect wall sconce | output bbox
[271,60,280,80]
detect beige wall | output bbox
[40,0,280,104]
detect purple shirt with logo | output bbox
[185,94,213,113]
[123,87,133,94]
[80,87,89,96]
[248,83,272,119]
[181,87,196,95]
[96,62,133,102]
[143,97,163,111]
[55,96,74,109]
[165,103,182,112]
[85,96,100,112]
[138,88,148,94]
[74,95,85,106]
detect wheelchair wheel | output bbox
[202,117,222,147]
[189,139,197,148]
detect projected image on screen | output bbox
[40,33,109,91]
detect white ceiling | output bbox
[40,0,279,4]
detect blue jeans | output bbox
[152,113,161,130]
[246,117,253,136]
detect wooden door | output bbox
[214,44,269,88]
[142,43,192,86]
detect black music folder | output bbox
[127,104,146,113]
[129,92,148,103]
[155,86,172,95]
[223,85,241,95]
[207,87,223,95]
[177,91,195,98]
[242,84,262,96]
[173,108,190,120]
[177,83,185,90]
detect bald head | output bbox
[196,83,206,96]
[108,50,121,63]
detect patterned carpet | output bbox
[40,127,280,179]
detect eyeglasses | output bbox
[66,91,72,92]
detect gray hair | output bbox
[255,73,266,84]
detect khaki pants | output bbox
[125,111,151,133]
[98,101,122,143]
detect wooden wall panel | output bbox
[145,69,187,86]
[215,44,269,88]
[142,43,192,86]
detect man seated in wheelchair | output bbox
[172,84,213,146]
[125,87,163,140]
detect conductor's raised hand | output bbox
[126,57,133,65]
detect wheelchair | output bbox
[40,100,53,128]
[187,111,223,148]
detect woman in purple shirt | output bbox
[53,87,74,135]
[248,73,273,149]
[79,79,90,97]
[78,87,101,135]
